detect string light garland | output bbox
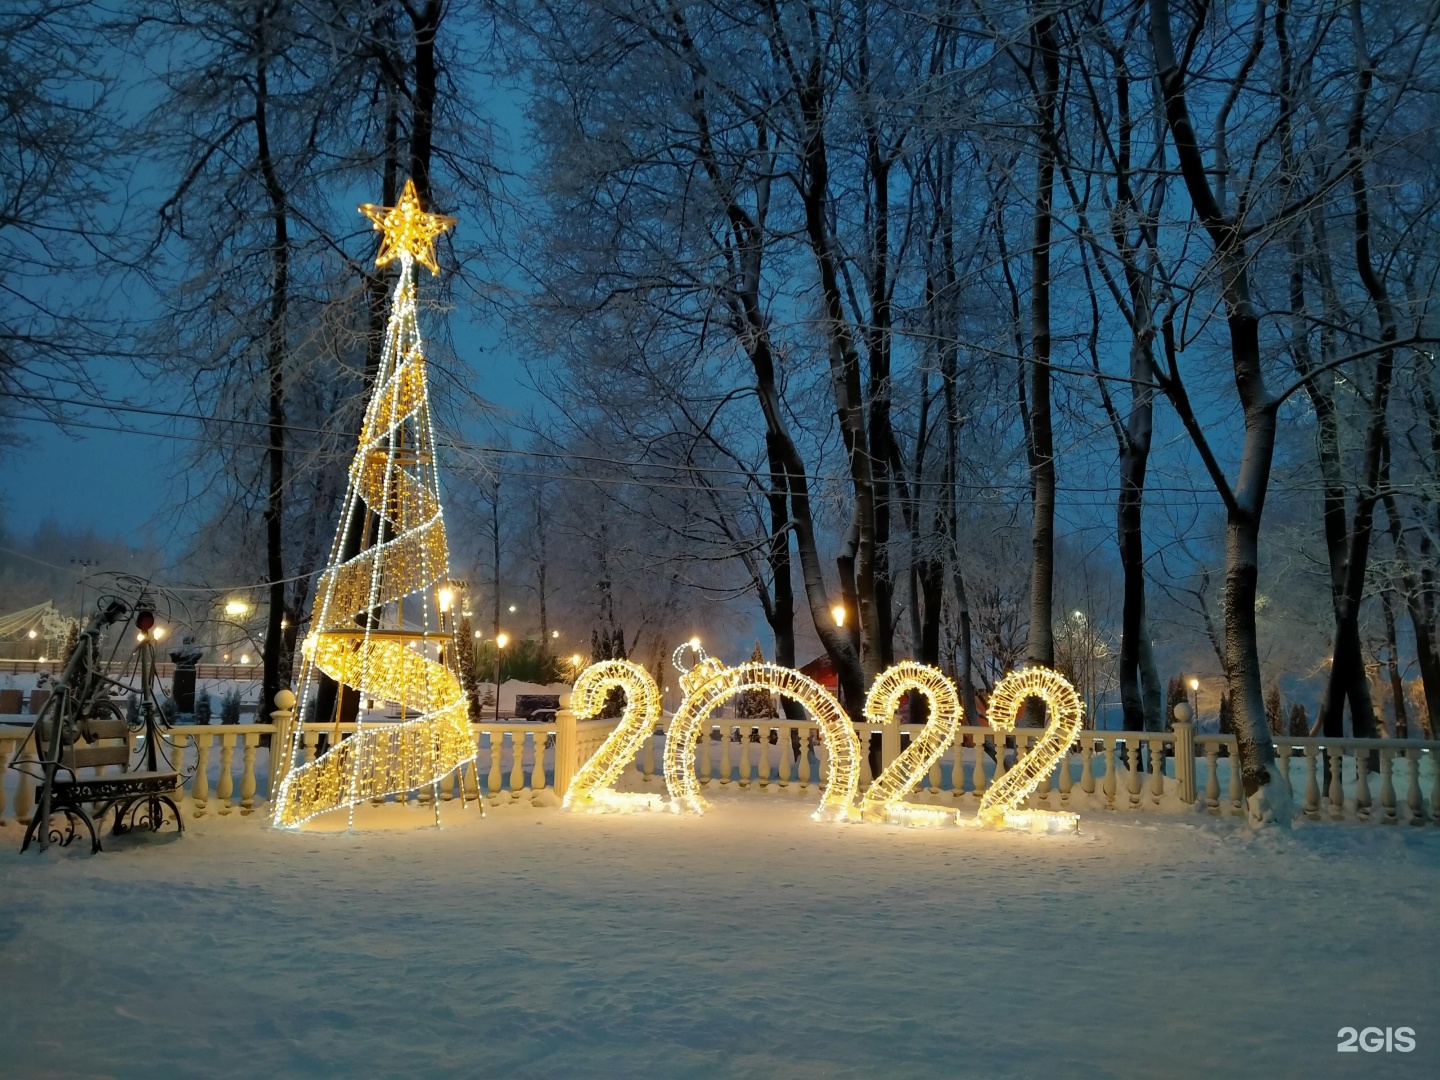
[965,665,1083,833]
[861,662,962,826]
[272,180,469,830]
[562,660,664,812]
[663,661,861,821]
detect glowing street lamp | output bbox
[1188,677,1200,717]
[831,604,846,628]
[494,633,509,722]
[438,586,454,613]
[224,599,250,617]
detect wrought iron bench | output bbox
[22,714,182,853]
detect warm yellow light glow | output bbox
[664,661,861,821]
[26,629,37,639]
[861,662,962,826]
[358,177,456,276]
[1188,678,1200,692]
[271,184,472,830]
[136,631,146,643]
[152,626,166,641]
[570,653,582,667]
[967,665,1082,832]
[474,630,483,639]
[831,604,845,627]
[496,632,510,649]
[508,604,517,613]
[688,636,701,650]
[224,600,249,616]
[37,656,45,663]
[551,630,560,639]
[240,654,251,664]
[563,660,664,812]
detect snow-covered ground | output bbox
[1,793,1437,1079]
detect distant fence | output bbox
[0,659,262,682]
[1,711,1436,827]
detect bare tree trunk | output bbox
[1023,4,1060,728]
[1149,0,1288,820]
[254,22,289,718]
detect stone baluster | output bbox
[1228,740,1244,815]
[1101,739,1116,810]
[760,730,774,789]
[1172,721,1195,808]
[487,731,503,802]
[1204,744,1221,815]
[192,734,211,817]
[1058,741,1073,808]
[440,764,455,801]
[1079,740,1095,798]
[1126,740,1143,809]
[534,732,551,795]
[0,737,10,825]
[1302,745,1320,819]
[1150,737,1165,807]
[699,728,713,786]
[1355,750,1372,820]
[778,729,792,788]
[1405,748,1423,824]
[509,732,525,799]
[553,711,575,800]
[1328,749,1346,820]
[857,728,873,791]
[815,730,829,787]
[240,733,259,815]
[642,727,656,783]
[302,728,320,765]
[994,734,1008,786]
[216,733,235,815]
[798,728,812,790]
[1430,749,1440,825]
[1379,749,1397,824]
[269,691,295,792]
[971,735,988,800]
[1036,739,1052,807]
[952,738,967,800]
[720,729,733,785]
[733,728,748,788]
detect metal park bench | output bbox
[23,713,182,853]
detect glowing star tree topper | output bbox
[271,180,469,830]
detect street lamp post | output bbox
[1189,678,1200,721]
[494,632,509,722]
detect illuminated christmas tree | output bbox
[272,179,472,828]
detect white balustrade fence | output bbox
[2,714,1436,827]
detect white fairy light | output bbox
[271,179,470,830]
[562,659,664,812]
[861,662,962,826]
[966,665,1083,833]
[663,661,861,821]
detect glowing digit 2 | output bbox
[861,662,963,825]
[967,665,1082,832]
[562,660,664,812]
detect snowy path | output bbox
[1,794,1437,1079]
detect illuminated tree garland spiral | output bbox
[663,661,861,821]
[967,665,1083,833]
[861,662,963,826]
[562,660,664,812]
[272,180,471,830]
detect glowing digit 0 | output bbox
[861,662,963,825]
[967,665,1083,832]
[562,660,664,812]
[664,662,862,821]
